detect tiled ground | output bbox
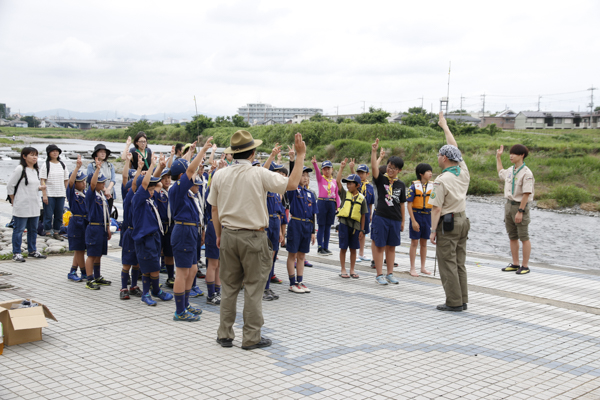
[1,236,600,400]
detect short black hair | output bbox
[171,173,182,181]
[279,167,288,176]
[510,144,529,159]
[175,143,184,153]
[148,182,158,188]
[388,156,404,170]
[415,163,433,180]
[133,132,147,149]
[233,149,255,160]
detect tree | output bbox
[355,107,390,124]
[407,107,427,115]
[151,121,164,128]
[309,113,331,122]
[125,119,152,136]
[450,109,467,114]
[232,114,250,128]
[595,106,600,112]
[401,113,429,127]
[21,115,40,128]
[185,114,214,141]
[215,116,234,127]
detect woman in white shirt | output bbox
[7,147,48,262]
[40,144,69,241]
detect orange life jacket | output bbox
[412,180,432,210]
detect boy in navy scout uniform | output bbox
[263,161,285,301]
[84,161,112,290]
[336,159,368,279]
[191,173,207,298]
[156,166,175,288]
[349,161,375,262]
[407,163,433,277]
[119,153,143,300]
[169,138,213,322]
[286,165,316,294]
[66,155,87,283]
[203,165,222,306]
[132,156,174,306]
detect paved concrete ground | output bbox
[1,236,600,400]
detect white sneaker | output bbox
[299,283,311,293]
[13,253,25,263]
[289,284,305,293]
[361,255,372,262]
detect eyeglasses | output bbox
[137,140,147,144]
[386,165,399,172]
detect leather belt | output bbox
[89,222,109,226]
[174,221,200,227]
[72,214,87,218]
[318,197,336,201]
[291,216,314,223]
[224,226,265,232]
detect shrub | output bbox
[468,177,501,195]
[542,185,592,208]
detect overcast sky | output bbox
[1,0,599,118]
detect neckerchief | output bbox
[322,175,334,197]
[147,198,164,235]
[383,173,397,198]
[360,180,370,196]
[136,149,149,169]
[75,188,85,197]
[512,163,526,195]
[442,166,461,177]
[188,190,203,231]
[160,188,171,225]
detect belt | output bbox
[223,226,265,232]
[452,211,466,217]
[90,222,109,226]
[291,216,314,223]
[174,221,200,227]
[318,197,336,201]
[414,209,431,214]
[72,214,87,218]
[269,214,281,218]
[128,226,133,230]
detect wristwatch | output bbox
[518,208,525,213]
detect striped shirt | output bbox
[40,160,69,197]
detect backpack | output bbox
[6,166,39,204]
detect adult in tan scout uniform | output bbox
[429,112,471,312]
[496,144,534,275]
[208,130,307,350]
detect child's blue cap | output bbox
[356,164,369,173]
[252,160,261,167]
[87,173,108,184]
[128,169,137,179]
[71,170,86,182]
[135,174,161,188]
[160,168,170,178]
[269,162,283,171]
[321,160,333,168]
[193,176,203,186]
[171,158,189,177]
[302,166,313,173]
[342,174,362,185]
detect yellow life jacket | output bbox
[337,191,365,222]
[412,180,432,210]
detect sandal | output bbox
[350,273,359,279]
[339,273,350,279]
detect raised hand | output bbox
[190,141,198,153]
[496,145,504,158]
[438,111,448,130]
[76,154,82,169]
[202,137,213,150]
[379,147,385,159]
[96,160,103,170]
[170,145,175,157]
[372,138,379,152]
[349,158,355,170]
[126,152,133,162]
[287,145,295,161]
[340,158,348,168]
[271,143,281,157]
[294,133,306,157]
[136,153,143,170]
[126,136,132,146]
[159,153,167,168]
[311,155,317,164]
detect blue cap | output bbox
[71,170,86,182]
[269,162,283,171]
[160,168,170,178]
[136,174,160,188]
[321,160,333,168]
[193,176,203,186]
[252,160,261,167]
[302,166,313,173]
[87,173,108,184]
[171,158,189,177]
[356,164,369,173]
[128,169,137,179]
[342,174,362,185]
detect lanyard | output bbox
[512,163,526,195]
[322,175,334,197]
[383,173,397,197]
[147,198,164,235]
[160,188,171,224]
[442,166,461,176]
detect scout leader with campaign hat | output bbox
[66,154,88,283]
[349,160,375,262]
[311,157,340,255]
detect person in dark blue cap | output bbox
[203,160,222,306]
[336,159,368,279]
[84,160,112,290]
[66,155,88,282]
[156,164,175,289]
[350,161,375,262]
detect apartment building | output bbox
[237,103,322,124]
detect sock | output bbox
[166,264,175,280]
[323,225,331,250]
[185,290,190,308]
[142,274,151,295]
[93,263,101,279]
[70,265,77,273]
[131,267,140,287]
[192,276,197,288]
[289,275,296,286]
[80,267,86,277]
[151,276,160,296]
[317,224,325,248]
[161,256,165,268]
[175,292,185,314]
[215,284,221,294]
[297,275,303,283]
[207,281,215,297]
[87,274,95,282]
[121,269,129,290]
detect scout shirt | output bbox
[267,192,284,218]
[359,180,375,211]
[207,159,288,231]
[66,184,87,219]
[169,174,199,224]
[499,164,534,202]
[156,188,170,227]
[131,186,162,242]
[372,173,406,221]
[287,185,316,226]
[85,187,109,225]
[429,160,470,214]
[337,186,368,231]
[123,188,135,231]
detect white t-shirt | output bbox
[40,160,69,197]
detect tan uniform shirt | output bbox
[429,160,470,214]
[207,159,288,230]
[499,165,534,202]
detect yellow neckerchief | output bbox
[384,173,397,197]
[322,174,334,197]
[360,179,370,195]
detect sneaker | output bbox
[129,286,142,297]
[359,255,372,262]
[94,276,112,286]
[267,288,279,300]
[30,251,47,259]
[207,293,221,305]
[502,263,520,272]
[141,294,157,306]
[153,290,174,301]
[81,273,88,281]
[516,266,530,275]
[375,275,388,285]
[216,338,233,348]
[304,260,313,267]
[299,283,310,293]
[371,260,376,269]
[186,304,203,315]
[173,310,201,322]
[86,280,101,290]
[127,276,131,286]
[242,336,272,350]
[262,290,274,301]
[270,275,282,284]
[165,277,175,288]
[12,253,25,262]
[317,247,328,255]
[196,269,206,279]
[216,292,222,302]
[385,273,399,284]
[190,286,204,297]
[120,289,130,300]
[53,233,64,241]
[325,249,333,255]
[289,284,305,293]
[67,272,82,282]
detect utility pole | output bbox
[460,94,465,117]
[538,95,542,112]
[362,101,365,113]
[446,61,451,116]
[336,106,339,116]
[481,93,486,119]
[420,96,424,110]
[588,86,597,113]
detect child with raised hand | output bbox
[203,160,222,305]
[407,163,433,277]
[312,156,340,255]
[66,154,87,282]
[349,158,375,262]
[336,158,367,279]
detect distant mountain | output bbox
[24,108,217,121]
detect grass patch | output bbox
[540,185,592,208]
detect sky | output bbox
[1,0,599,118]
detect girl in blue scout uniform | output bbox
[191,174,207,298]
[132,157,174,306]
[156,166,175,289]
[350,161,375,262]
[169,138,213,322]
[407,163,433,277]
[263,162,285,301]
[66,155,88,283]
[286,165,316,294]
[84,161,112,290]
[119,153,143,300]
[203,165,222,306]
[336,159,368,279]
[311,157,340,256]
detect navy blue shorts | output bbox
[370,214,401,248]
[204,220,219,260]
[67,216,87,251]
[171,224,199,268]
[338,223,360,250]
[409,211,432,240]
[286,219,312,254]
[364,211,371,235]
[135,232,161,274]
[266,216,282,252]
[85,224,108,257]
[121,228,138,265]
[161,223,173,257]
[317,199,336,226]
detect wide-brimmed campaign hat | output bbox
[46,144,62,155]
[342,174,362,185]
[91,144,112,159]
[223,130,262,154]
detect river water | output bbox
[1,136,599,270]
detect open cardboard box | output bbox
[0,299,57,346]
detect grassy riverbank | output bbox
[2,125,599,210]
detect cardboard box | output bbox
[0,299,57,346]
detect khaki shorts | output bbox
[504,201,530,242]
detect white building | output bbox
[237,103,322,124]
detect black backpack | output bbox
[46,159,66,174]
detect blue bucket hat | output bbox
[302,166,313,173]
[160,168,170,178]
[87,173,108,185]
[356,164,369,173]
[321,160,333,168]
[342,174,362,185]
[71,170,86,182]
[269,162,283,171]
[171,158,189,177]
